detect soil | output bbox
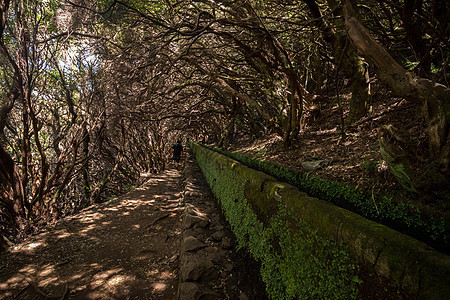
[0,156,266,299]
[0,170,184,299]
[229,80,449,220]
[180,152,267,299]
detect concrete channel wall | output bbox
[191,143,450,299]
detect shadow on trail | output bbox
[0,170,184,299]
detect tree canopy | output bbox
[1,0,448,241]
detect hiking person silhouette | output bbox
[172,140,183,169]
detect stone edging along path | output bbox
[177,151,264,300]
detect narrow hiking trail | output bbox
[1,152,264,299]
[0,169,184,299]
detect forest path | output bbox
[0,169,184,299]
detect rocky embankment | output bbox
[178,153,266,299]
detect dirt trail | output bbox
[0,170,184,299]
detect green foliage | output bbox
[124,185,136,192]
[203,144,449,254]
[192,143,360,299]
[402,60,420,71]
[361,160,380,173]
[267,210,359,299]
[386,162,417,193]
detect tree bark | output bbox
[283,71,303,144]
[342,0,449,161]
[304,0,371,123]
[82,124,90,201]
[0,144,26,223]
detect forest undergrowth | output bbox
[228,79,449,239]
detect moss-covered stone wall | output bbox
[205,145,449,253]
[191,143,450,299]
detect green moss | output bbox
[191,143,360,299]
[266,209,359,299]
[202,144,449,253]
[192,142,450,298]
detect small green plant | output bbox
[201,144,449,253]
[402,59,419,71]
[253,147,268,159]
[192,143,360,299]
[361,161,378,172]
[124,185,136,191]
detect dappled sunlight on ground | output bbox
[16,242,44,252]
[152,282,167,292]
[0,170,183,299]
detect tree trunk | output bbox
[283,72,303,144]
[82,124,91,201]
[0,144,26,224]
[343,0,449,157]
[219,97,239,149]
[305,0,372,123]
[338,36,371,123]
